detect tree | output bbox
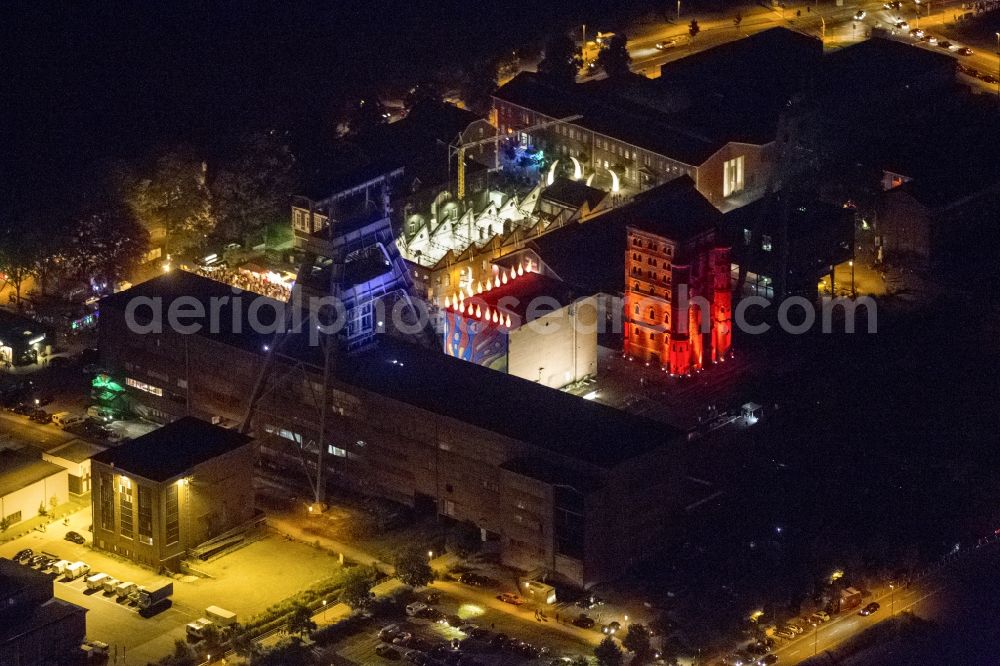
[230,628,261,660]
[341,565,378,609]
[63,200,149,287]
[394,547,434,588]
[446,520,482,557]
[597,33,632,78]
[125,148,213,256]
[538,33,581,83]
[251,637,312,666]
[688,19,701,39]
[0,215,52,309]
[285,602,316,638]
[212,131,297,246]
[156,640,197,666]
[594,636,624,666]
[622,623,651,658]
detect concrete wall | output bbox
[697,142,770,210]
[0,469,69,527]
[508,297,598,389]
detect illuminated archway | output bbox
[608,168,620,193]
[570,156,583,181]
[546,160,559,186]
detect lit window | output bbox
[327,445,347,457]
[743,228,752,245]
[723,156,745,197]
[126,377,162,396]
[762,235,773,252]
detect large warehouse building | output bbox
[98,271,687,584]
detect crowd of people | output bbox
[189,265,293,302]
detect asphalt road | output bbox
[614,0,1000,93]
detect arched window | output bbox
[648,307,655,320]
[634,304,640,315]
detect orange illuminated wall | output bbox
[623,228,731,375]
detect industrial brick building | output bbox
[90,417,255,569]
[98,271,687,584]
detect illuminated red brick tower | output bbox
[623,221,731,375]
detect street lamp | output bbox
[322,598,327,622]
[889,583,895,616]
[849,260,856,298]
[677,0,681,22]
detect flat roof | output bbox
[45,439,107,463]
[335,339,680,469]
[105,274,682,469]
[0,596,86,645]
[0,557,49,597]
[91,417,251,482]
[0,450,65,497]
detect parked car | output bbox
[575,594,606,609]
[378,624,401,641]
[405,602,428,617]
[785,622,805,635]
[458,572,498,587]
[13,548,33,562]
[29,409,52,424]
[808,611,830,624]
[957,47,974,56]
[496,592,524,605]
[655,39,677,50]
[774,628,796,640]
[757,655,779,665]
[858,602,881,616]
[601,621,621,635]
[909,28,924,38]
[853,10,866,20]
[65,531,86,544]
[573,614,595,629]
[938,40,952,49]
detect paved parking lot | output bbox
[326,582,594,665]
[0,508,345,664]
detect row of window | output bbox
[126,377,163,396]
[631,237,674,255]
[100,473,169,547]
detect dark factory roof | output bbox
[530,177,720,295]
[105,274,681,469]
[92,417,251,482]
[338,339,681,470]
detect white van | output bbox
[86,572,109,590]
[56,414,86,430]
[186,618,214,640]
[64,561,91,580]
[65,561,90,580]
[50,559,72,576]
[115,581,137,600]
[102,577,120,594]
[51,412,72,428]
